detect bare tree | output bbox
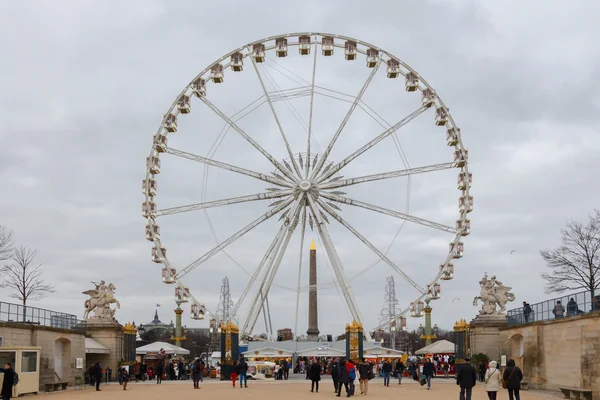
[0,225,13,263]
[1,245,55,321]
[540,210,600,298]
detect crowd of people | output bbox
[453,358,523,400]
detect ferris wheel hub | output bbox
[299,180,312,192]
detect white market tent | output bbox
[242,346,293,358]
[85,338,110,354]
[136,341,190,355]
[363,346,405,358]
[295,347,346,358]
[415,340,455,355]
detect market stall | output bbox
[415,340,456,375]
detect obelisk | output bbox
[307,239,320,340]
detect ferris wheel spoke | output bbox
[176,196,295,279]
[310,62,381,181]
[199,96,299,183]
[155,190,294,217]
[306,41,318,178]
[250,57,303,178]
[293,206,307,340]
[316,106,427,184]
[231,222,287,318]
[165,146,294,188]
[241,197,304,337]
[319,162,456,190]
[320,192,456,234]
[240,219,288,338]
[305,194,364,326]
[317,199,426,294]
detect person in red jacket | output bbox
[346,360,356,396]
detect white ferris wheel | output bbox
[142,32,472,340]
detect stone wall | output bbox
[0,322,86,388]
[499,312,600,399]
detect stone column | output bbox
[306,239,320,340]
[420,298,437,346]
[171,305,186,348]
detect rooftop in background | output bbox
[0,300,86,331]
[507,289,600,326]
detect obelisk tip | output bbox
[310,239,316,251]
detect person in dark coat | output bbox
[456,358,477,400]
[503,359,523,400]
[336,359,350,397]
[422,358,435,390]
[192,359,201,389]
[309,359,321,393]
[238,358,249,388]
[156,361,164,384]
[395,359,405,385]
[0,362,15,400]
[330,359,339,393]
[478,362,486,382]
[231,361,239,388]
[93,363,103,391]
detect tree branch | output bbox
[0,245,55,306]
[540,210,600,295]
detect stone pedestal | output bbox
[470,314,507,362]
[85,322,123,381]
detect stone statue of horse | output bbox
[83,283,120,319]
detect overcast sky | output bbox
[1,1,599,338]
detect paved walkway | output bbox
[39,378,563,399]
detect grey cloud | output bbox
[1,0,599,336]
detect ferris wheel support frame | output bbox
[143,32,471,338]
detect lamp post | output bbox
[419,298,438,346]
[172,287,189,348]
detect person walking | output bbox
[552,301,565,318]
[156,361,163,384]
[522,302,533,322]
[309,359,321,393]
[395,359,405,385]
[330,359,340,393]
[456,358,477,400]
[381,359,392,387]
[503,359,523,400]
[422,358,435,390]
[357,358,370,395]
[231,361,239,388]
[566,298,578,316]
[192,359,202,389]
[238,357,248,388]
[93,363,103,391]
[122,369,129,391]
[478,362,486,382]
[336,359,350,397]
[347,359,356,396]
[443,362,449,379]
[0,362,15,400]
[484,360,502,400]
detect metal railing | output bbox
[507,290,600,326]
[0,301,87,331]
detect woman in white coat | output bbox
[484,361,502,400]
